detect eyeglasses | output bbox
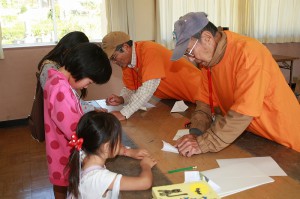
[184,39,198,57]
[110,53,119,62]
[110,46,123,62]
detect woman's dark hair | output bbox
[63,42,112,86]
[67,111,122,198]
[37,31,89,70]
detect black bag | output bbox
[28,70,45,142]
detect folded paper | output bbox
[161,140,178,153]
[170,100,188,112]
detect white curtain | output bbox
[0,22,4,59]
[156,0,240,49]
[246,0,300,43]
[105,0,136,41]
[156,0,300,48]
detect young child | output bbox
[43,42,112,199]
[66,111,157,199]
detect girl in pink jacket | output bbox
[43,42,111,199]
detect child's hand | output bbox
[128,148,150,159]
[140,156,157,169]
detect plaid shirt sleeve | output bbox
[120,87,135,104]
[120,78,161,119]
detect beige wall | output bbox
[0,46,52,121]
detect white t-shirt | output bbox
[68,165,122,199]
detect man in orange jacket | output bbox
[102,31,207,125]
[172,12,300,155]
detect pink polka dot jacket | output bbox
[43,69,83,186]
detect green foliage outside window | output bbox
[1,0,107,46]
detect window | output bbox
[0,0,107,46]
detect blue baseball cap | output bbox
[171,12,209,61]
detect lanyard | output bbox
[131,67,139,91]
[207,68,215,121]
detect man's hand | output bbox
[174,134,202,157]
[110,111,126,121]
[106,94,124,106]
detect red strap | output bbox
[131,69,138,90]
[207,68,215,121]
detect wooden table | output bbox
[118,99,300,199]
[273,54,299,87]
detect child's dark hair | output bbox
[63,42,112,86]
[38,31,89,98]
[67,111,122,198]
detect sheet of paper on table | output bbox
[216,156,287,176]
[170,100,188,112]
[201,162,274,197]
[95,99,123,112]
[88,99,155,112]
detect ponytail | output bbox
[66,148,80,198]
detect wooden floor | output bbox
[0,123,170,199]
[0,125,54,199]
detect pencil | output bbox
[168,166,197,174]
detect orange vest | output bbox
[122,41,206,103]
[206,31,300,152]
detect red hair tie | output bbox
[69,133,84,151]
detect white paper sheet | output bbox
[173,129,190,140]
[161,140,178,153]
[89,99,155,112]
[217,156,287,176]
[202,163,274,197]
[94,99,123,112]
[170,100,188,112]
[184,171,201,182]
